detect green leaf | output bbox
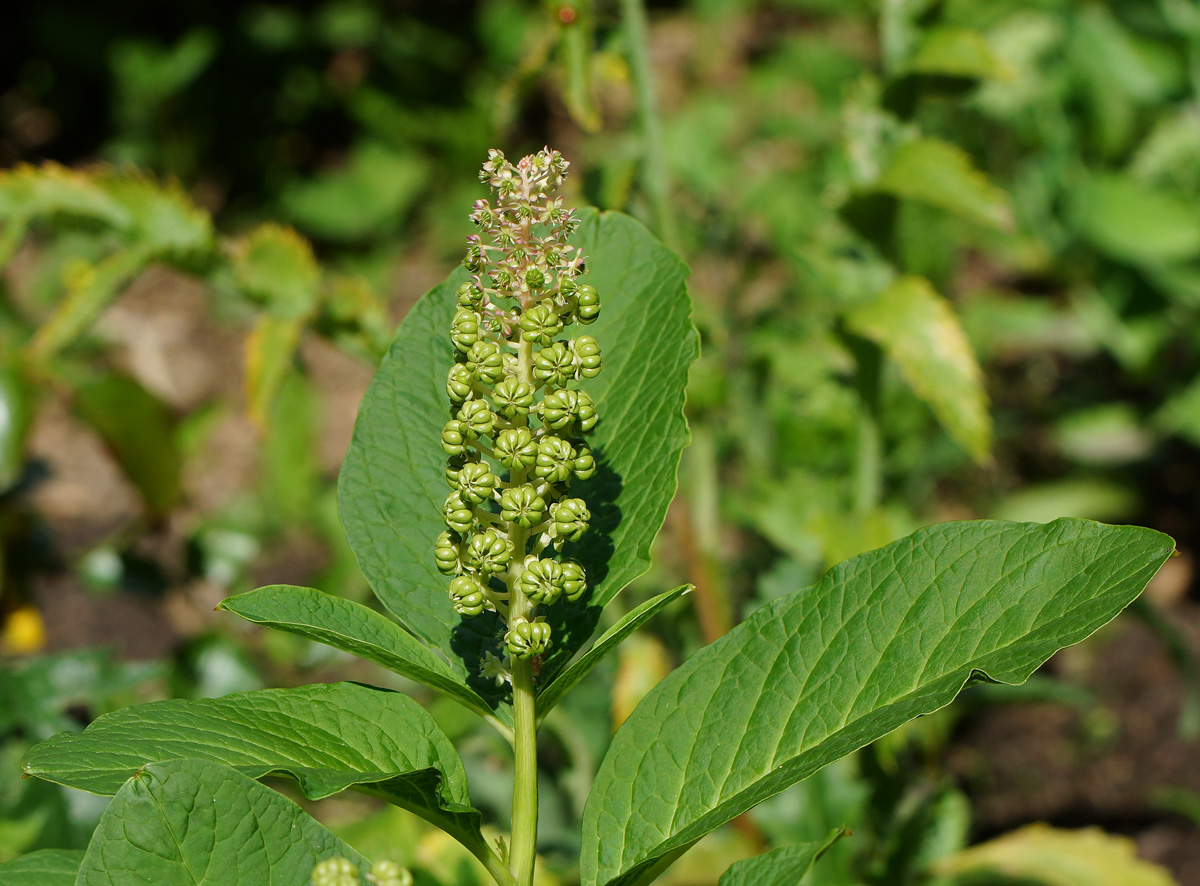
[22,682,487,855]
[244,313,304,430]
[579,518,1174,886]
[0,364,32,493]
[218,585,501,723]
[718,828,847,886]
[76,759,367,886]
[933,823,1179,886]
[537,584,691,718]
[232,223,321,319]
[1072,173,1200,266]
[0,849,84,886]
[874,138,1012,230]
[909,27,1011,81]
[844,276,991,462]
[338,209,696,688]
[72,373,183,517]
[96,173,213,257]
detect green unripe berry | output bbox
[534,435,576,485]
[560,558,587,601]
[518,557,563,605]
[505,616,552,659]
[572,335,602,379]
[541,389,597,434]
[457,461,498,504]
[449,574,487,617]
[457,399,496,439]
[495,428,538,471]
[434,530,461,576]
[441,419,469,456]
[443,491,475,534]
[367,860,413,886]
[551,497,590,543]
[465,528,513,574]
[447,363,475,403]
[492,377,535,419]
[456,281,484,309]
[533,342,574,389]
[525,267,546,290]
[311,857,359,886]
[573,442,596,480]
[575,283,600,324]
[520,303,563,345]
[450,310,481,353]
[500,484,546,528]
[466,340,505,385]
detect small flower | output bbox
[480,650,512,687]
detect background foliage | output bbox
[1,0,1199,883]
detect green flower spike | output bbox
[534,435,576,484]
[533,342,574,388]
[517,557,564,605]
[551,497,590,544]
[449,574,488,617]
[559,559,587,602]
[457,461,498,505]
[465,528,514,575]
[443,491,475,535]
[434,530,461,576]
[506,616,552,660]
[500,484,546,528]
[493,377,536,419]
[495,427,538,471]
[311,857,359,886]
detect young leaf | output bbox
[338,209,696,682]
[844,275,991,462]
[22,682,488,856]
[718,828,847,886]
[218,585,503,724]
[76,758,367,886]
[0,849,84,886]
[537,584,691,719]
[580,518,1174,886]
[874,137,1012,230]
[932,823,1178,886]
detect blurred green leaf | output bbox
[933,823,1179,886]
[0,364,32,492]
[244,313,304,430]
[845,276,991,462]
[1072,174,1200,266]
[0,848,84,884]
[909,26,1011,80]
[73,373,183,518]
[717,828,847,886]
[873,138,1012,230]
[1155,377,1200,446]
[991,479,1138,524]
[1053,403,1154,466]
[232,223,321,319]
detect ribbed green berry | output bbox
[500,484,546,528]
[524,267,546,290]
[492,377,535,419]
[456,281,484,310]
[445,453,467,488]
[534,435,575,484]
[434,530,461,576]
[517,557,563,605]
[574,390,598,432]
[466,340,505,385]
[367,860,413,886]
[505,616,552,659]
[465,528,513,574]
[457,461,498,504]
[520,303,563,345]
[446,363,475,403]
[457,399,496,439]
[443,491,474,534]
[540,389,597,433]
[572,335,602,379]
[551,497,590,543]
[441,419,469,456]
[533,342,574,389]
[449,574,487,617]
[573,442,596,480]
[559,558,587,601]
[495,427,538,471]
[450,310,481,353]
[311,857,359,886]
[575,283,600,324]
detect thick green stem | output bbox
[620,0,678,250]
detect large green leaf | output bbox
[718,828,847,886]
[22,682,487,855]
[580,518,1173,886]
[0,849,84,886]
[76,758,367,886]
[844,275,991,462]
[218,585,502,724]
[338,208,697,686]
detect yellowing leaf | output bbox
[232,223,321,319]
[934,824,1179,886]
[244,314,305,430]
[845,276,991,462]
[875,138,1012,230]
